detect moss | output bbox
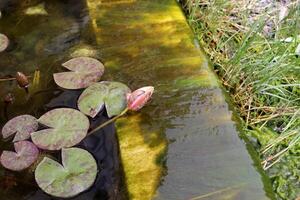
[116,115,167,200]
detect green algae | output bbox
[116,115,167,200]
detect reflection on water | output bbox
[0,0,275,200]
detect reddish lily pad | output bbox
[53,57,105,89]
[35,147,97,198]
[78,81,131,118]
[31,108,89,150]
[0,33,9,52]
[1,115,38,142]
[127,86,154,111]
[0,141,39,171]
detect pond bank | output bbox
[180,0,300,199]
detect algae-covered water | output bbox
[0,0,275,199]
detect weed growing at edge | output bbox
[181,0,300,199]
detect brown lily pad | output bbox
[31,108,89,150]
[0,141,39,171]
[1,115,38,142]
[53,57,104,89]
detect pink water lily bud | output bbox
[127,86,154,111]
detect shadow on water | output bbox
[0,0,129,199]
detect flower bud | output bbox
[4,93,14,104]
[127,86,154,111]
[16,72,29,88]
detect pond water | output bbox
[0,1,123,199]
[0,0,275,200]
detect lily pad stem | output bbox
[88,108,128,136]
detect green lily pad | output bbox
[31,108,89,150]
[35,147,97,198]
[53,57,105,89]
[0,33,9,52]
[1,141,39,171]
[1,115,38,142]
[78,81,131,118]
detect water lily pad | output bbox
[1,115,38,142]
[78,81,131,118]
[35,147,97,198]
[31,108,89,150]
[53,57,105,89]
[0,141,39,171]
[0,33,9,52]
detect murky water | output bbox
[0,0,275,200]
[0,1,123,199]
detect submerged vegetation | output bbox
[181,0,300,199]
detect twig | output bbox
[262,131,297,154]
[0,76,32,82]
[263,156,282,170]
[262,148,288,170]
[246,97,252,126]
[250,112,295,124]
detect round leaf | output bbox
[78,81,131,118]
[1,115,38,142]
[0,33,9,52]
[31,108,89,150]
[77,82,107,118]
[103,81,131,117]
[53,71,102,90]
[0,141,39,171]
[35,147,97,198]
[62,56,104,72]
[53,57,105,89]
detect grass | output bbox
[180,0,300,199]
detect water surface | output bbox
[0,0,275,200]
[86,0,275,199]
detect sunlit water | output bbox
[0,0,275,200]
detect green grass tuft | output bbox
[181,0,300,199]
